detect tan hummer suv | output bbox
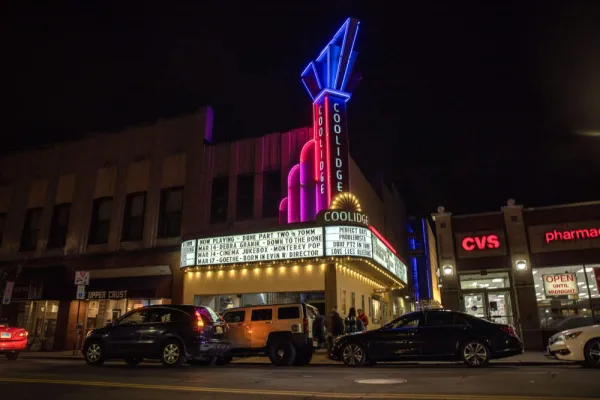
[221,303,322,366]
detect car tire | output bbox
[583,338,600,368]
[6,352,19,361]
[341,342,366,367]
[293,348,313,366]
[268,341,296,366]
[124,357,143,366]
[83,341,105,366]
[161,340,185,367]
[215,355,233,365]
[461,340,490,367]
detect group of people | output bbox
[325,307,369,349]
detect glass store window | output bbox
[459,271,514,325]
[533,265,600,330]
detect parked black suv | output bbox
[82,305,230,367]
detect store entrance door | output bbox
[463,290,514,326]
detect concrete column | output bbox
[431,209,459,310]
[324,263,337,314]
[502,201,541,350]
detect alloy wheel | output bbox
[87,344,101,362]
[463,342,487,366]
[163,343,180,364]
[588,340,600,366]
[343,344,364,366]
[277,349,285,359]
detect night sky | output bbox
[4,1,600,216]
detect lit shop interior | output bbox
[182,223,409,328]
[533,265,599,329]
[459,271,514,325]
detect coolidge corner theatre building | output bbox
[180,18,409,327]
[433,200,600,350]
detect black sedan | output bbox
[330,310,523,367]
[83,305,230,367]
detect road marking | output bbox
[0,377,597,400]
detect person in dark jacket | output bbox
[326,308,345,352]
[345,307,364,334]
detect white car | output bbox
[547,324,600,368]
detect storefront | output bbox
[182,194,409,329]
[433,201,600,350]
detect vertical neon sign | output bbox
[281,18,360,224]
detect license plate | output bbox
[215,326,223,334]
[1,332,11,339]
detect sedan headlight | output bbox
[565,331,582,340]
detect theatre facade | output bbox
[432,200,600,350]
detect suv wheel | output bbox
[84,342,105,366]
[461,340,490,367]
[268,342,296,366]
[161,340,185,367]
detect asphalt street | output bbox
[0,358,599,400]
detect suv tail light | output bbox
[194,310,205,333]
[500,325,517,337]
[303,317,309,334]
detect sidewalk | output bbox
[21,350,565,366]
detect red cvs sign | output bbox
[461,235,500,252]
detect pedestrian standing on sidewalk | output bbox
[357,309,369,331]
[326,308,345,353]
[345,308,364,334]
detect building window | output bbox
[0,213,6,247]
[534,265,600,330]
[236,174,254,221]
[157,187,183,238]
[262,169,281,218]
[361,295,365,313]
[122,192,146,242]
[210,177,228,224]
[19,208,43,252]
[88,197,112,245]
[47,204,71,249]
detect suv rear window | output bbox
[197,307,220,323]
[277,306,300,320]
[224,310,245,323]
[251,309,273,321]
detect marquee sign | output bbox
[183,226,408,284]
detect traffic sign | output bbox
[75,271,90,286]
[76,285,86,300]
[2,281,14,305]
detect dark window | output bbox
[157,187,183,238]
[116,309,148,325]
[0,213,6,247]
[198,307,220,323]
[388,313,422,329]
[262,169,281,218]
[224,311,246,323]
[147,308,190,323]
[47,204,71,249]
[88,197,112,245]
[424,312,458,327]
[251,308,273,321]
[361,295,365,312]
[236,174,254,221]
[20,208,43,252]
[210,177,229,224]
[277,306,300,320]
[122,192,146,242]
